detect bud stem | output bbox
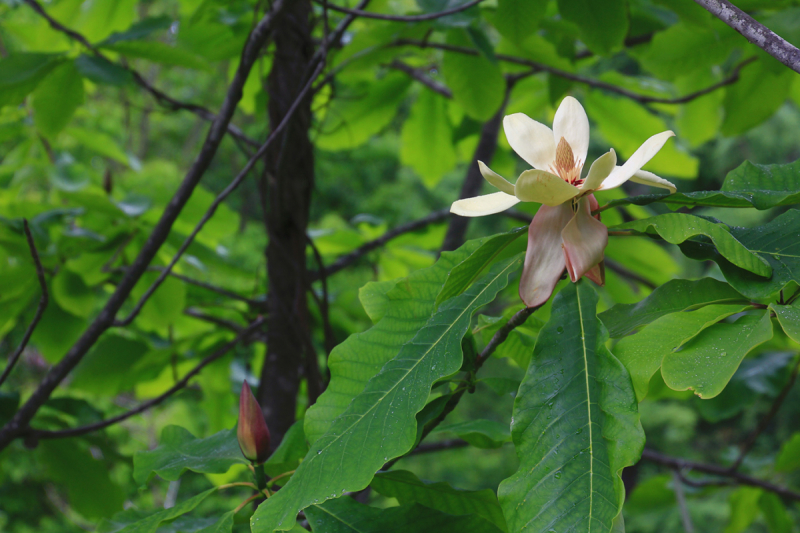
[253,462,268,492]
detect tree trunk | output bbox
[257,0,320,446]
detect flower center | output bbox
[550,137,583,186]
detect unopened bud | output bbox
[237,381,271,464]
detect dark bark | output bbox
[258,0,320,445]
[440,91,509,252]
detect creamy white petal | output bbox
[514,169,580,206]
[519,203,574,308]
[599,131,675,190]
[478,160,515,195]
[581,149,617,193]
[450,191,520,217]
[503,113,556,170]
[553,96,590,168]
[629,169,677,193]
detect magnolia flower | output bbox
[451,96,676,308]
[237,381,271,464]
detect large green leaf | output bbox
[70,333,149,395]
[133,426,247,485]
[434,419,511,449]
[599,277,747,338]
[490,0,548,45]
[33,60,84,137]
[263,420,309,478]
[102,41,208,70]
[759,492,793,533]
[74,54,133,86]
[775,432,800,473]
[638,22,735,79]
[597,158,800,211]
[306,497,504,533]
[680,209,800,298]
[613,304,751,401]
[400,89,457,188]
[436,226,526,306]
[0,53,63,108]
[770,303,800,344]
[557,0,627,55]
[661,311,773,399]
[442,30,505,121]
[614,213,771,277]
[722,60,794,136]
[252,257,522,532]
[498,282,644,533]
[97,488,217,533]
[371,469,507,531]
[305,239,484,444]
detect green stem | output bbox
[253,462,267,492]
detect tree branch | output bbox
[641,449,800,502]
[605,259,657,290]
[146,267,267,310]
[671,469,695,533]
[693,0,800,74]
[386,59,452,98]
[0,220,49,388]
[0,0,288,452]
[315,0,483,22]
[391,39,756,105]
[309,208,451,281]
[23,0,261,148]
[23,317,265,443]
[306,236,336,356]
[411,438,469,455]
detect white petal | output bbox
[503,113,556,170]
[519,203,574,308]
[450,191,520,217]
[599,131,675,190]
[581,149,617,192]
[629,169,677,193]
[553,96,590,167]
[514,169,580,206]
[478,161,515,195]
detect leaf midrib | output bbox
[576,285,595,531]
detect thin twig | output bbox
[385,60,452,98]
[641,449,800,502]
[730,356,800,471]
[0,1,287,452]
[605,259,657,290]
[184,308,246,334]
[672,469,695,533]
[411,438,469,455]
[475,306,540,369]
[693,0,800,74]
[315,0,483,22]
[0,220,49,388]
[306,236,336,355]
[148,267,267,309]
[23,318,265,442]
[391,39,756,105]
[309,208,451,281]
[23,0,261,148]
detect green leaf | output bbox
[722,61,794,136]
[613,304,751,401]
[371,469,508,531]
[101,16,172,45]
[0,53,63,108]
[30,300,87,363]
[638,23,735,79]
[306,498,504,533]
[599,277,746,338]
[759,492,793,533]
[33,60,84,137]
[97,488,216,533]
[435,419,511,449]
[481,377,522,396]
[723,487,762,533]
[358,279,399,323]
[66,127,130,164]
[498,282,644,533]
[442,30,505,121]
[776,432,800,473]
[305,238,484,444]
[557,0,628,55]
[38,439,125,519]
[490,0,548,45]
[437,226,526,306]
[252,257,522,532]
[614,213,772,277]
[52,269,96,318]
[74,54,133,86]
[316,73,411,151]
[102,41,208,71]
[770,303,800,344]
[400,89,456,188]
[661,311,773,399]
[680,209,800,299]
[133,426,247,485]
[263,420,308,478]
[70,333,150,396]
[129,271,187,332]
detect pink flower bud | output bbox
[237,381,270,464]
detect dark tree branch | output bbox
[671,470,695,533]
[641,449,800,502]
[693,0,800,74]
[314,0,483,22]
[147,267,267,309]
[0,220,49,388]
[411,438,469,455]
[385,60,452,98]
[309,208,451,281]
[392,39,756,105]
[306,236,336,356]
[730,356,800,471]
[0,1,288,452]
[183,308,246,334]
[605,259,657,290]
[23,0,261,148]
[23,318,265,442]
